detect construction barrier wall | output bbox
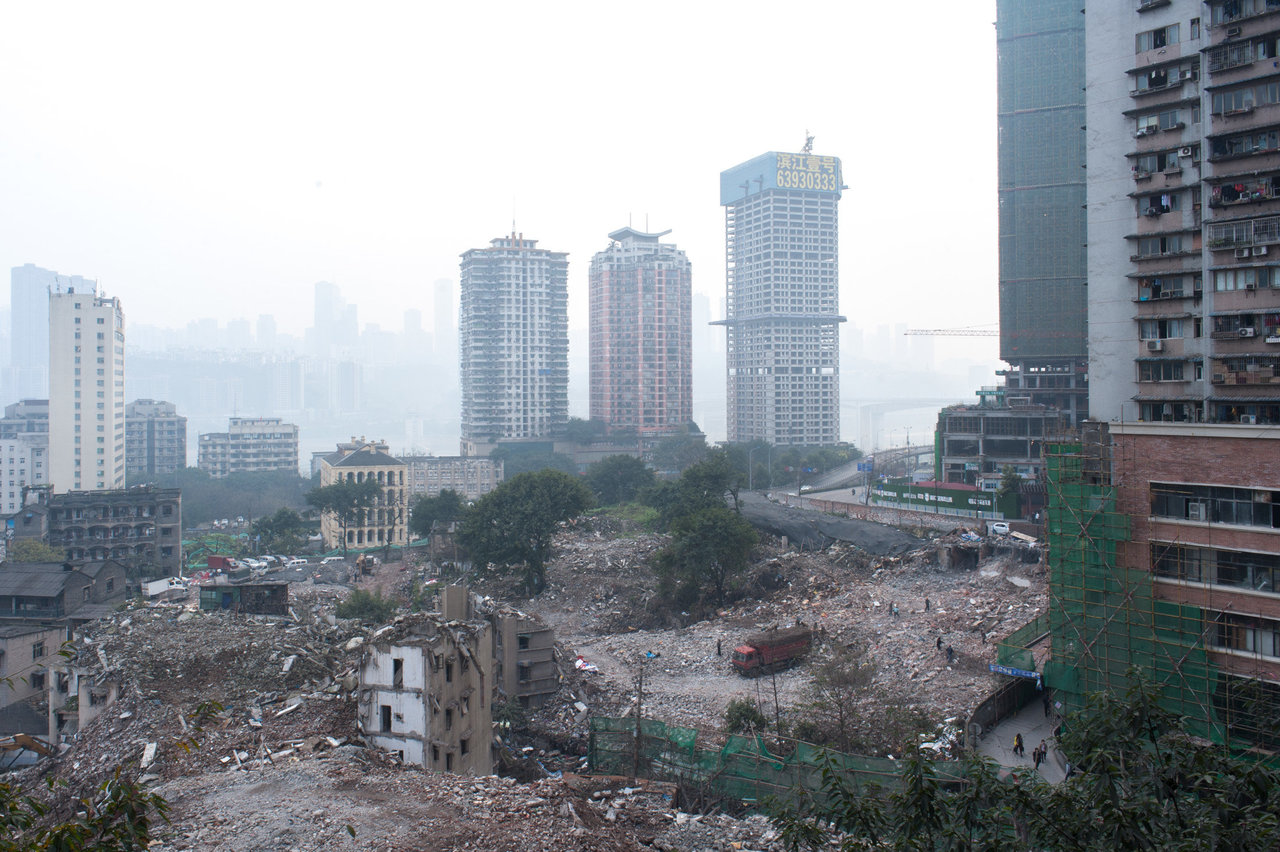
[588,717,908,808]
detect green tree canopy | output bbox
[408,489,467,540]
[3,539,67,564]
[249,507,307,554]
[584,455,654,506]
[558,417,608,443]
[655,505,756,607]
[305,477,382,556]
[650,432,708,473]
[458,469,592,594]
[771,675,1280,851]
[489,445,578,478]
[147,467,309,527]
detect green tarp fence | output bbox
[589,716,913,807]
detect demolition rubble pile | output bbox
[526,524,1048,741]
[148,752,790,852]
[21,604,374,796]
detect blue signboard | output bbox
[856,462,873,472]
[720,152,844,204]
[989,663,1043,688]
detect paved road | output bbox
[976,697,1066,784]
[738,491,923,555]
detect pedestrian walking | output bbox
[1013,733,1024,758]
[1032,744,1044,770]
[1035,739,1047,770]
[945,644,954,664]
[891,602,899,619]
[924,597,931,612]
[716,638,722,657]
[936,636,943,651]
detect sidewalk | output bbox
[974,697,1066,783]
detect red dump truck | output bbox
[731,626,813,676]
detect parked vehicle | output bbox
[284,558,308,568]
[731,626,813,676]
[320,556,345,565]
[989,521,1011,535]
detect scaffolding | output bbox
[1039,427,1280,752]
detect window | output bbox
[380,704,392,732]
[1139,318,1183,339]
[517,634,531,650]
[1136,23,1180,52]
[460,738,469,756]
[1139,361,1186,382]
[1152,483,1280,528]
[30,671,44,690]
[445,752,454,771]
[1136,235,1185,258]
[32,642,45,660]
[445,661,453,683]
[432,745,440,763]
[445,708,453,730]
[392,657,403,688]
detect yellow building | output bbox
[318,439,407,551]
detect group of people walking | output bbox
[1012,733,1049,771]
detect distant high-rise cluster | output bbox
[588,228,692,437]
[718,151,845,446]
[458,233,569,453]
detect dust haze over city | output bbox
[0,1,999,460]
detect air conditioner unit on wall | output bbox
[1241,327,1257,337]
[1235,247,1253,258]
[1254,245,1268,256]
[1241,414,1258,424]
[1179,146,1194,157]
[1227,26,1243,37]
[1147,339,1164,352]
[1181,69,1195,80]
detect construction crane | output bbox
[904,327,999,336]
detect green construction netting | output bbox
[588,717,904,806]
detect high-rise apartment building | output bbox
[1032,0,1280,752]
[125,399,187,480]
[197,416,299,478]
[48,285,126,492]
[718,151,844,446]
[459,233,568,453]
[589,228,692,437]
[1087,1,1280,424]
[995,0,1089,423]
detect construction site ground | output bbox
[10,500,1047,850]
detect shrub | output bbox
[723,697,770,734]
[336,588,396,623]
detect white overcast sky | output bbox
[0,1,998,356]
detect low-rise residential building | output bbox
[198,417,299,478]
[492,610,557,709]
[358,586,493,773]
[0,561,126,621]
[402,454,502,501]
[125,399,187,481]
[44,486,182,575]
[936,392,1071,489]
[317,439,406,551]
[0,623,68,707]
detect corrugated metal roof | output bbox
[0,569,72,598]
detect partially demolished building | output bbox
[358,586,494,773]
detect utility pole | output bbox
[633,665,644,781]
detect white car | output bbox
[320,556,345,565]
[990,522,1011,535]
[284,558,308,568]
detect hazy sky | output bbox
[1,1,998,362]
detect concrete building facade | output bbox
[936,395,1069,487]
[44,486,182,575]
[317,439,407,551]
[1,436,47,516]
[197,417,299,478]
[1086,0,1280,424]
[588,227,692,437]
[459,234,569,453]
[125,399,187,481]
[6,265,93,403]
[401,454,502,502]
[718,151,844,446]
[48,286,125,492]
[358,586,493,773]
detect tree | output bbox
[3,539,67,563]
[336,588,396,623]
[488,446,578,478]
[250,507,307,554]
[655,506,756,607]
[0,769,170,850]
[724,698,771,734]
[798,642,878,753]
[997,464,1021,498]
[458,469,592,594]
[408,489,466,540]
[148,467,309,528]
[306,478,382,556]
[585,455,654,506]
[651,432,708,473]
[559,417,607,443]
[770,675,1280,851]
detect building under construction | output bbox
[1041,421,1280,751]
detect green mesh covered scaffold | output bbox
[588,717,915,808]
[1040,442,1226,744]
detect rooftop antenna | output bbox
[802,130,815,155]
